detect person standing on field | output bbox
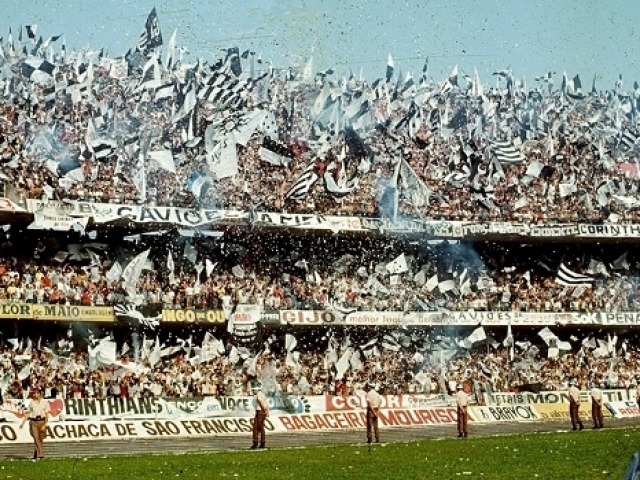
[20,388,49,459]
[590,382,604,429]
[251,384,269,449]
[455,383,469,438]
[364,380,381,444]
[568,379,584,431]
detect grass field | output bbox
[4,428,640,479]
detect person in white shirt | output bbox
[251,384,269,449]
[568,380,584,431]
[590,382,604,429]
[20,388,49,459]
[365,380,382,444]
[455,383,469,438]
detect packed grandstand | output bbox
[0,8,640,445]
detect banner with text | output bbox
[471,405,541,422]
[0,304,114,322]
[275,407,464,433]
[487,389,634,406]
[161,308,227,324]
[607,401,640,418]
[23,199,640,239]
[324,394,453,411]
[535,403,613,422]
[0,417,278,444]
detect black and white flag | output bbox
[386,53,394,83]
[285,163,319,202]
[21,57,55,81]
[137,7,163,54]
[490,139,526,164]
[556,263,594,287]
[25,25,37,41]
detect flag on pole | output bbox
[137,7,163,54]
[386,253,409,274]
[122,249,150,296]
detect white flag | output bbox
[386,253,408,274]
[148,335,162,367]
[17,363,31,380]
[167,250,175,273]
[105,262,122,285]
[285,334,297,352]
[205,259,216,277]
[148,149,176,173]
[425,274,439,292]
[232,265,245,278]
[122,249,150,294]
[335,347,353,380]
[89,338,117,369]
[183,241,197,264]
[466,326,486,345]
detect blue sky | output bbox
[2,0,639,89]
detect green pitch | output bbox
[5,428,639,479]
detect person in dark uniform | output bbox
[20,388,49,459]
[251,384,269,449]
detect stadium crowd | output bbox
[0,328,636,401]
[0,34,639,224]
[1,21,640,408]
[0,232,637,313]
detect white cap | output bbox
[251,384,262,391]
[456,383,463,390]
[367,380,376,388]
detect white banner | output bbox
[231,304,261,325]
[25,200,246,227]
[487,389,634,406]
[280,310,587,327]
[278,310,640,327]
[607,401,640,418]
[471,405,541,422]
[324,394,453,411]
[0,417,279,444]
[274,407,462,433]
[0,395,328,423]
[20,200,640,239]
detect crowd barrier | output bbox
[1,390,637,444]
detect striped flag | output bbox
[136,7,163,54]
[440,65,458,94]
[490,139,526,164]
[556,263,594,287]
[620,129,639,150]
[386,53,394,83]
[284,163,319,202]
[428,108,441,136]
[90,139,116,160]
[155,82,175,101]
[199,67,262,109]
